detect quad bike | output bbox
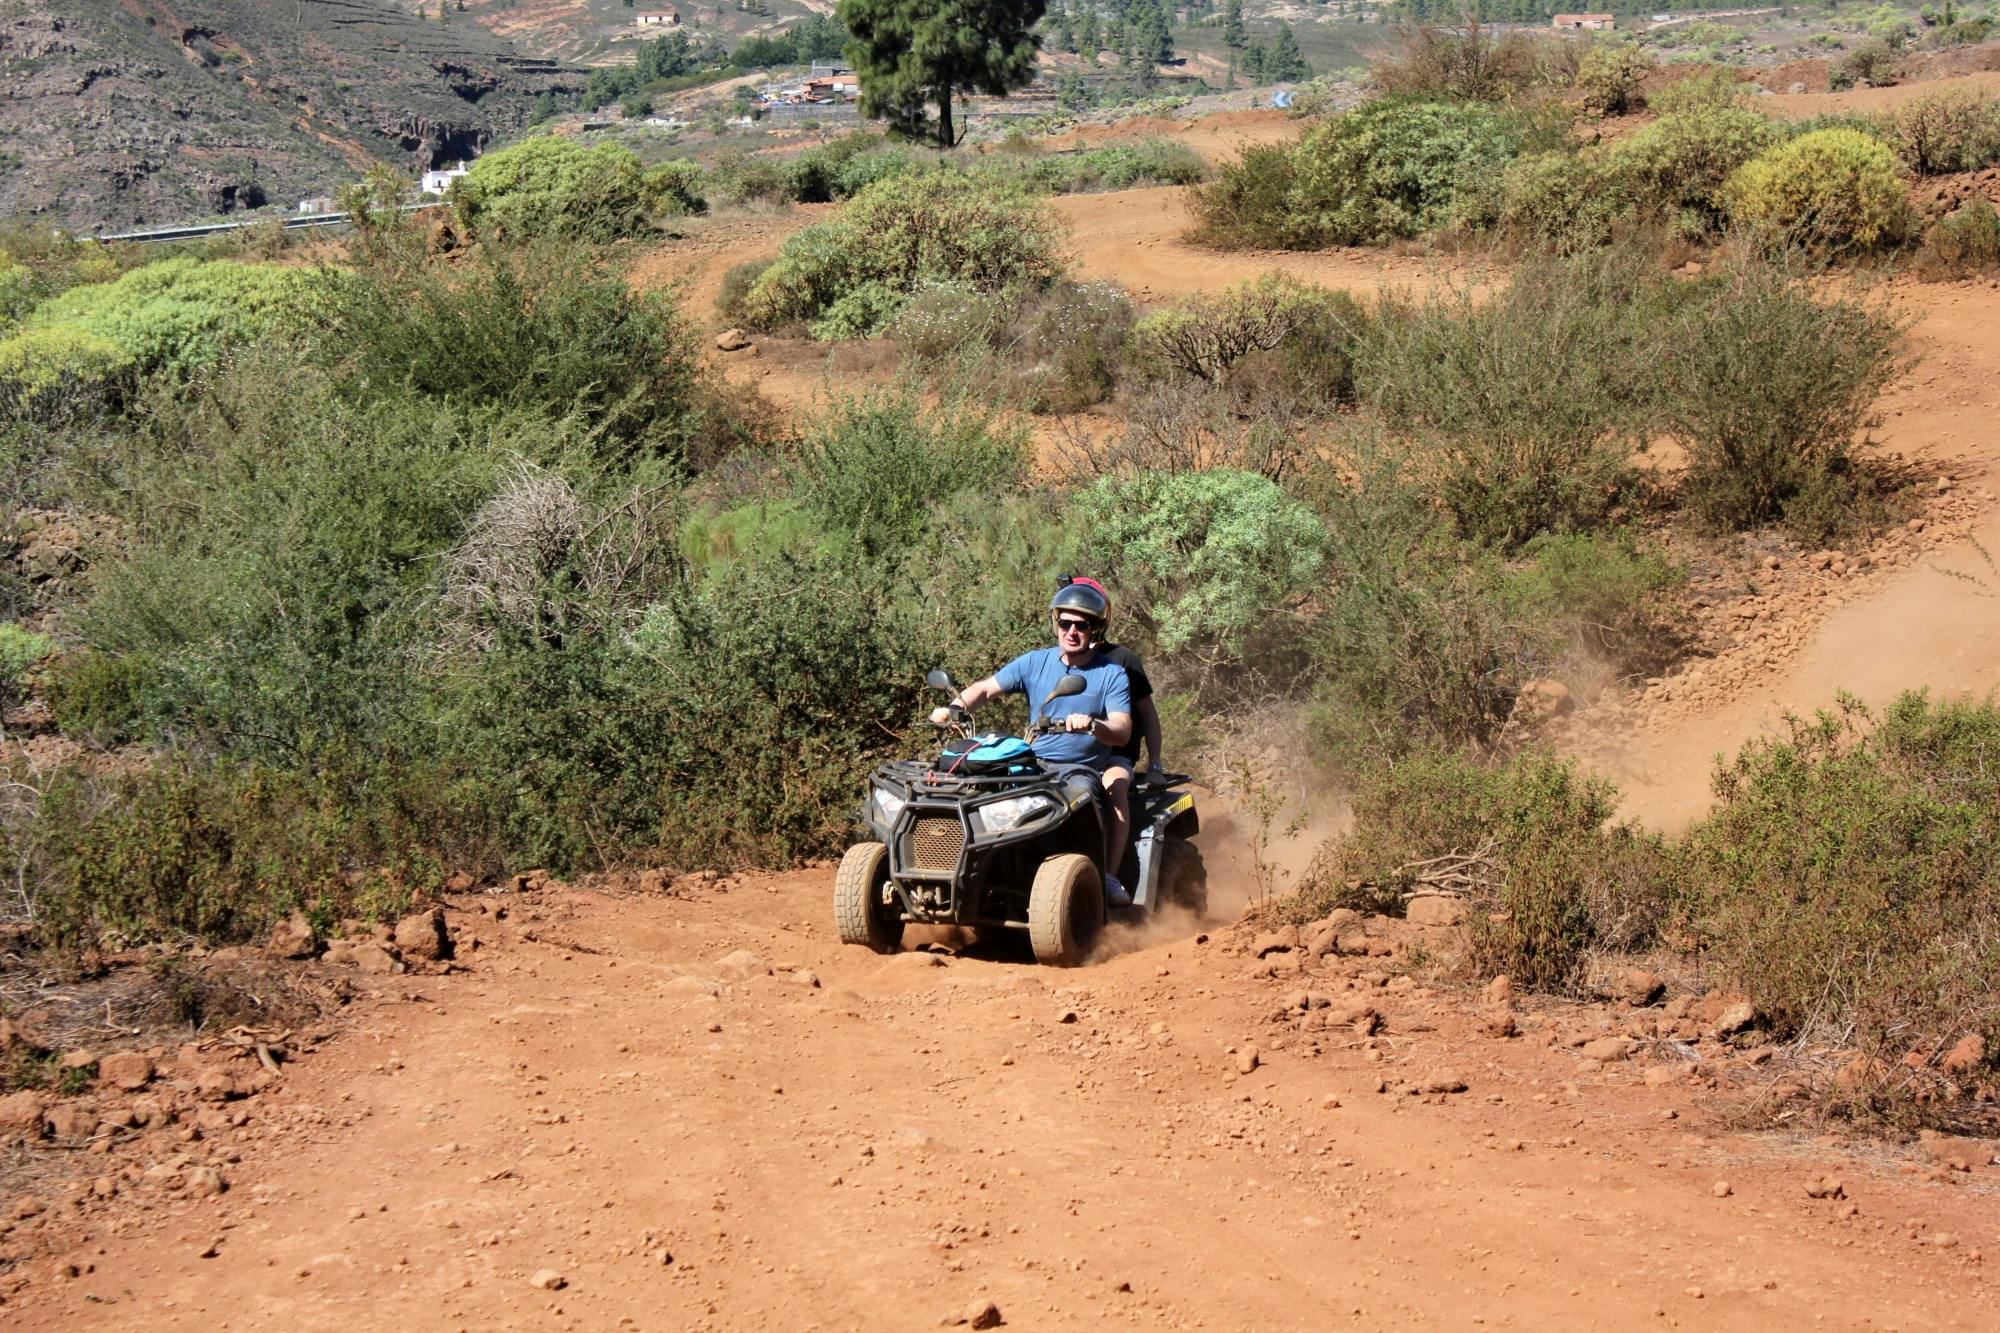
[834,668,1205,967]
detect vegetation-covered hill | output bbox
[0,0,582,231]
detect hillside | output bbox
[469,0,838,65]
[0,0,581,231]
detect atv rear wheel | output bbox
[1028,853,1104,967]
[834,841,904,953]
[1159,838,1208,919]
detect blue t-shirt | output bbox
[993,647,1132,765]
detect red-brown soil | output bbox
[6,876,1994,1329]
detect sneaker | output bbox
[1104,874,1133,908]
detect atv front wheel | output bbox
[1159,838,1209,919]
[834,841,905,953]
[1028,853,1104,967]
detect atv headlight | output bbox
[872,787,907,826]
[979,793,1056,834]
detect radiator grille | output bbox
[910,816,965,873]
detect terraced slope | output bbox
[0,0,581,231]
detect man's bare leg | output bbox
[1102,764,1132,905]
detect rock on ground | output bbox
[1405,895,1467,927]
[393,907,453,962]
[98,1051,154,1091]
[266,910,318,959]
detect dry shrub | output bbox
[1654,260,1907,535]
[1355,250,1667,547]
[1370,20,1561,102]
[1286,748,1670,993]
[1134,274,1365,398]
[1889,86,2000,175]
[1050,377,1320,486]
[1676,692,2000,1126]
[1914,197,2000,279]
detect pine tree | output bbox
[840,0,1047,146]
[1264,21,1307,80]
[1135,5,1173,64]
[1079,9,1101,60]
[1221,0,1246,49]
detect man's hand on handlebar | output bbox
[928,706,956,728]
[1064,713,1096,734]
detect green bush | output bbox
[0,232,135,317]
[1887,86,2000,175]
[1725,129,1912,252]
[786,388,1027,555]
[739,174,1067,335]
[1575,41,1655,117]
[1288,748,1669,992]
[0,258,306,401]
[971,139,1208,194]
[449,137,705,242]
[1831,36,1902,91]
[0,260,31,328]
[1304,455,1520,772]
[1285,99,1525,247]
[1073,468,1327,686]
[1187,143,1305,249]
[807,280,908,342]
[705,150,798,206]
[304,242,727,468]
[0,327,137,421]
[0,621,53,711]
[1500,529,1689,683]
[1192,99,1523,250]
[1479,149,1635,253]
[46,648,158,747]
[716,259,773,324]
[1654,262,1905,533]
[829,146,917,199]
[1607,104,1777,238]
[1646,67,1746,115]
[19,754,463,952]
[1300,408,1692,775]
[1677,692,2000,1116]
[1916,198,2000,278]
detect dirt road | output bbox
[18,871,1993,1331]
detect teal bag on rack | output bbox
[938,734,1035,775]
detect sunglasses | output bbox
[1055,618,1096,634]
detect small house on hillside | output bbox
[1552,13,1616,29]
[634,10,682,26]
[420,165,469,196]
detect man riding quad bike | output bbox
[834,583,1205,966]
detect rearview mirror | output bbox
[1043,674,1087,705]
[926,668,958,694]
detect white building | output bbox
[634,9,681,25]
[420,165,469,196]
